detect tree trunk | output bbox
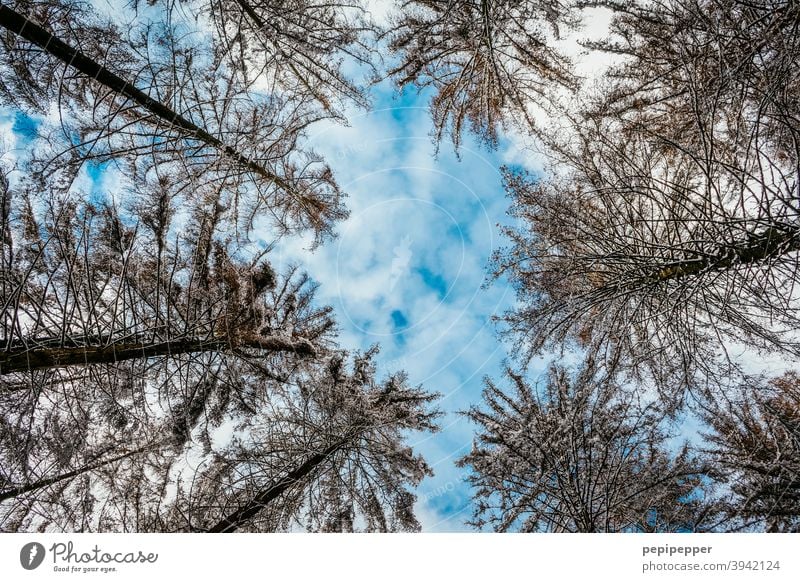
[0,4,303,198]
[640,226,800,285]
[0,335,315,375]
[0,441,165,502]
[204,440,344,533]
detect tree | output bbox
[170,348,440,533]
[0,177,441,531]
[493,107,800,394]
[703,371,800,532]
[0,0,348,241]
[0,1,441,532]
[202,0,377,117]
[1,344,439,532]
[383,0,800,533]
[459,361,718,532]
[581,0,800,164]
[0,177,330,530]
[0,176,324,377]
[490,1,800,393]
[386,0,576,149]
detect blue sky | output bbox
[266,83,547,531]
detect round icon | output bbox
[20,542,45,570]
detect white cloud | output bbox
[263,86,526,530]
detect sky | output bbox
[266,84,539,531]
[258,3,621,531]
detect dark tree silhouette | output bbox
[387,0,576,148]
[704,371,800,532]
[459,362,718,532]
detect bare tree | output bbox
[494,108,800,393]
[1,344,440,531]
[0,0,348,241]
[386,0,576,148]
[0,172,327,378]
[459,361,718,532]
[581,0,800,164]
[0,178,341,530]
[170,348,440,533]
[379,0,800,534]
[0,437,172,504]
[0,181,441,530]
[201,0,378,117]
[384,1,800,392]
[703,371,800,532]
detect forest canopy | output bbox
[1,0,798,533]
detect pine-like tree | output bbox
[703,372,800,532]
[459,362,718,532]
[386,0,576,148]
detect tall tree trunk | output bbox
[0,440,166,502]
[0,4,308,202]
[0,334,315,375]
[204,440,344,533]
[635,226,800,286]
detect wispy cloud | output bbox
[265,84,541,530]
